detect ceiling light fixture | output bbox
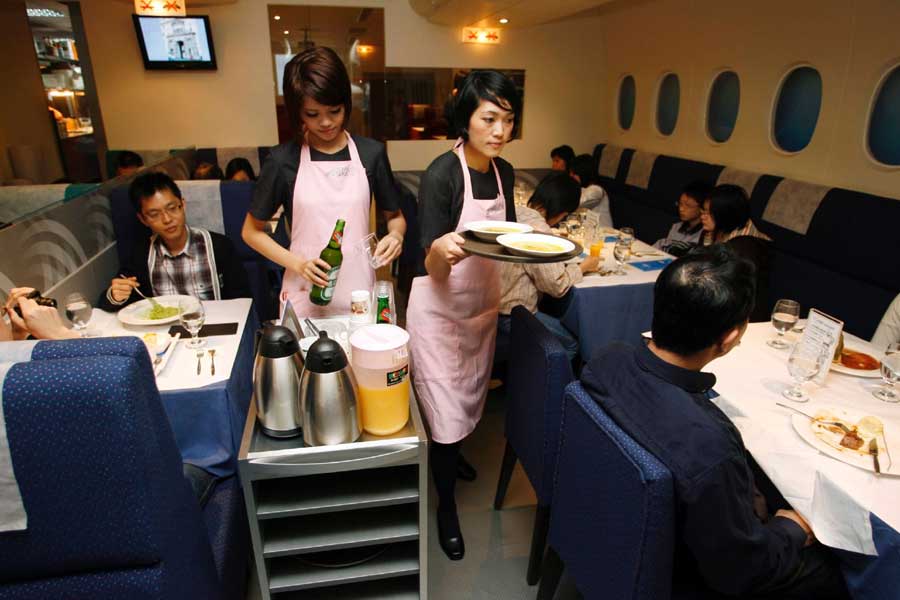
[283,30,290,35]
[274,15,281,20]
[499,17,509,24]
[27,8,65,18]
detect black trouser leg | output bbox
[431,440,461,512]
[493,440,517,509]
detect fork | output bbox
[196,350,205,375]
[119,274,161,309]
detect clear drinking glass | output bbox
[783,343,826,402]
[64,292,92,336]
[873,342,900,403]
[767,299,800,349]
[357,233,382,269]
[179,297,206,349]
[613,240,631,275]
[567,221,584,247]
[619,227,635,246]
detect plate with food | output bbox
[830,347,882,378]
[117,294,189,326]
[140,332,174,356]
[496,233,576,258]
[790,407,898,475]
[460,231,582,264]
[465,220,533,241]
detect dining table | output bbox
[89,297,258,478]
[709,322,900,599]
[560,235,672,361]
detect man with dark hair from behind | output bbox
[580,246,849,599]
[550,144,575,172]
[98,171,250,311]
[115,150,144,177]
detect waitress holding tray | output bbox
[407,70,520,560]
[243,47,406,317]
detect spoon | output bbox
[119,274,161,309]
[208,348,216,376]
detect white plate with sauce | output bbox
[496,233,575,258]
[790,407,898,476]
[117,294,190,326]
[830,346,882,379]
[465,220,533,241]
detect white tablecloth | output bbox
[575,238,671,289]
[709,322,900,555]
[88,298,252,392]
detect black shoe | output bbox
[437,509,465,560]
[457,455,477,482]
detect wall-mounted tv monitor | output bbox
[132,15,217,70]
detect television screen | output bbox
[132,15,217,70]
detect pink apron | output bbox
[407,141,507,443]
[281,132,374,317]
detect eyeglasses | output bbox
[143,201,183,222]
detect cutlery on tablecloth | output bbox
[154,333,180,376]
[208,348,216,376]
[869,438,881,474]
[775,402,853,433]
[120,274,161,309]
[196,350,205,375]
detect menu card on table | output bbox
[800,308,844,385]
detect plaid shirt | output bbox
[150,227,217,300]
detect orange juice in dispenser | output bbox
[349,324,410,435]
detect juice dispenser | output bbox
[349,324,410,436]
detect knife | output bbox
[869,438,881,474]
[154,333,180,377]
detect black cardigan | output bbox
[98,230,251,312]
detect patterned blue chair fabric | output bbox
[540,381,674,600]
[494,305,574,585]
[0,337,244,599]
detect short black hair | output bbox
[652,245,756,355]
[551,145,575,167]
[193,162,224,180]
[116,150,143,170]
[706,184,751,234]
[283,46,352,139]
[568,154,596,188]
[129,171,182,214]
[451,70,522,142]
[527,172,581,221]
[681,180,712,204]
[225,157,256,181]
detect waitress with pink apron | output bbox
[243,47,405,317]
[407,71,522,561]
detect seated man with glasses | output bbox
[653,180,711,257]
[99,172,250,311]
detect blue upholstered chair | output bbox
[493,305,574,585]
[0,337,247,599]
[537,381,674,600]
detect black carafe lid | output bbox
[258,325,299,359]
[305,331,348,373]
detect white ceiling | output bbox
[408,0,624,28]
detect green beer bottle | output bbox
[309,219,345,306]
[375,290,392,324]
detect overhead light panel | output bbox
[27,8,65,17]
[283,30,290,35]
[274,15,281,20]
[499,17,509,24]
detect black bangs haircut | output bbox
[225,157,256,181]
[527,172,582,220]
[550,145,575,168]
[451,70,522,141]
[283,46,352,139]
[681,180,712,204]
[117,150,144,170]
[651,245,756,355]
[569,154,596,188]
[707,184,751,234]
[129,171,182,214]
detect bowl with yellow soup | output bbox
[496,233,576,258]
[465,220,533,241]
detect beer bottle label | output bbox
[331,229,343,246]
[321,266,340,300]
[377,307,393,324]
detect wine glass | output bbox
[65,293,92,336]
[613,240,631,275]
[767,299,800,349]
[179,297,206,349]
[873,342,900,403]
[619,227,635,245]
[783,343,827,402]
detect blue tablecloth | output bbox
[561,283,654,361]
[160,311,257,478]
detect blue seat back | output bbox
[0,338,219,598]
[506,306,574,504]
[549,381,674,600]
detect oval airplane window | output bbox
[707,71,740,143]
[868,65,900,166]
[656,73,680,136]
[618,75,636,130]
[772,66,822,153]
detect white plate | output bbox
[140,332,173,356]
[496,233,575,258]
[791,407,898,476]
[830,346,882,379]
[465,220,533,241]
[117,294,192,326]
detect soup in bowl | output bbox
[465,220,533,241]
[497,233,575,258]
